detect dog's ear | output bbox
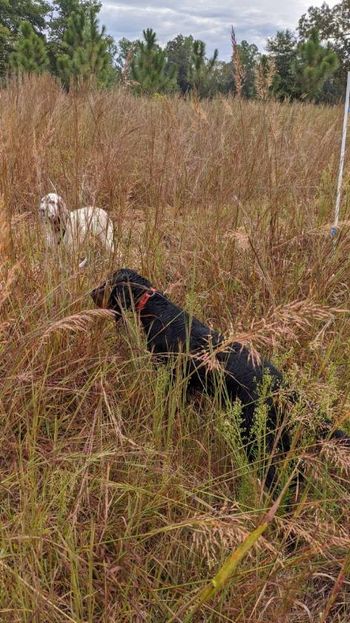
[109,280,133,313]
[106,269,144,318]
[92,269,153,319]
[39,197,46,217]
[91,275,131,321]
[57,196,68,218]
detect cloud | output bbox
[100,1,337,59]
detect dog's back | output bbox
[140,293,282,410]
[65,206,114,253]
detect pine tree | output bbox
[188,39,218,97]
[57,6,114,88]
[165,34,194,94]
[47,0,101,73]
[131,28,177,95]
[299,2,349,69]
[0,0,50,35]
[298,1,349,101]
[49,0,101,44]
[0,0,50,77]
[237,40,259,98]
[293,30,339,101]
[10,21,48,73]
[0,24,11,78]
[266,30,297,100]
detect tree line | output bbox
[0,0,349,102]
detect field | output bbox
[0,74,350,622]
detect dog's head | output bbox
[39,193,68,233]
[91,268,154,321]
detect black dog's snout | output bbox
[91,285,106,308]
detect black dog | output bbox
[91,268,349,486]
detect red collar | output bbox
[135,288,156,312]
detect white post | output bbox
[332,71,350,236]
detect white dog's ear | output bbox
[57,196,68,216]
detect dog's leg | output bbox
[99,226,115,257]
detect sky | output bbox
[100,1,337,60]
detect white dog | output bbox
[39,193,114,267]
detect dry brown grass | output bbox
[0,74,349,622]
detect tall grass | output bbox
[0,74,349,622]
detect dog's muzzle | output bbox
[91,285,107,308]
